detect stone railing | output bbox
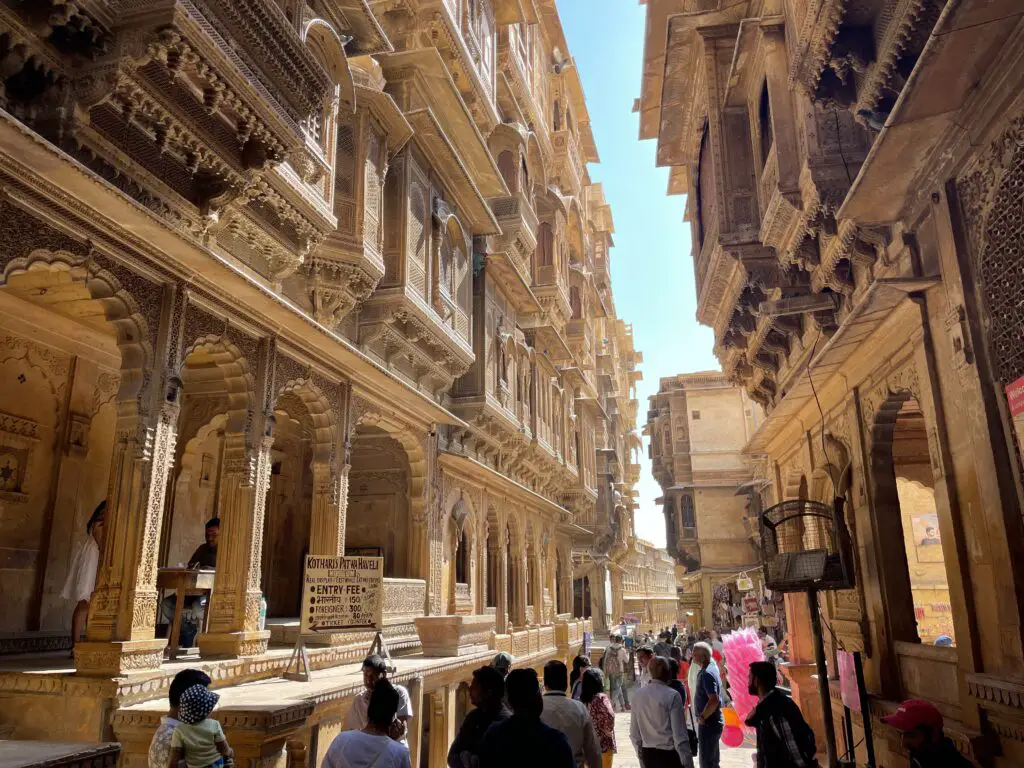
[895,641,961,719]
[383,578,427,622]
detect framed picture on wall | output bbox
[911,512,942,547]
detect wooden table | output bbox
[157,567,215,660]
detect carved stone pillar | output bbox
[309,461,349,556]
[517,553,528,627]
[759,20,801,195]
[199,431,273,657]
[76,400,178,675]
[426,686,455,768]
[303,460,351,646]
[491,539,508,634]
[532,549,544,624]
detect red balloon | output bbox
[721,725,745,748]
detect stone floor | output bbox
[612,709,756,768]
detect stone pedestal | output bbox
[414,614,493,657]
[197,629,272,658]
[73,638,167,676]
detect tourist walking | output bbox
[654,633,673,658]
[881,699,973,768]
[323,681,411,768]
[636,646,654,688]
[744,662,817,768]
[540,660,602,768]
[344,655,413,747]
[629,656,695,768]
[447,666,510,768]
[479,668,574,768]
[578,669,615,768]
[569,655,591,699]
[602,634,630,711]
[491,652,514,679]
[691,642,724,768]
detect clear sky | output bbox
[559,0,719,548]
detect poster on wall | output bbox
[910,513,942,547]
[1005,376,1024,463]
[837,651,861,712]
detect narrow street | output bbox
[612,710,755,768]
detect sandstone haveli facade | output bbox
[0,1,641,765]
[640,0,1024,765]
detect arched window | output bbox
[681,494,696,532]
[497,150,517,192]
[553,99,561,131]
[759,80,773,167]
[537,223,554,267]
[520,157,530,197]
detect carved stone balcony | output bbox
[552,130,584,196]
[758,144,803,252]
[20,0,339,285]
[497,26,550,157]
[489,191,541,313]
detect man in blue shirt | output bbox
[692,642,724,768]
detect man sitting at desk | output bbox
[160,518,219,640]
[187,517,219,569]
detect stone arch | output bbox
[274,377,337,464]
[352,407,427,526]
[178,335,254,435]
[164,413,227,568]
[1,249,153,402]
[867,391,957,664]
[442,487,476,613]
[301,17,356,112]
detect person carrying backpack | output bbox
[744,662,818,768]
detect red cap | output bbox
[881,699,944,731]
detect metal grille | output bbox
[981,141,1024,386]
[760,498,854,592]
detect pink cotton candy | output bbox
[721,627,765,724]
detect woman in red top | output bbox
[579,668,615,768]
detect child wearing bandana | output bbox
[168,684,234,768]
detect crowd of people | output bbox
[146,628,969,768]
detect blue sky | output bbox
[559,0,719,547]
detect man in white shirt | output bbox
[344,655,413,748]
[630,657,695,768]
[539,660,602,768]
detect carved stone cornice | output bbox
[788,0,848,95]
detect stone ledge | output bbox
[414,615,494,657]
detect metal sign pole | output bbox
[854,651,877,767]
[808,588,838,767]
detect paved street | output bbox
[612,710,755,768]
